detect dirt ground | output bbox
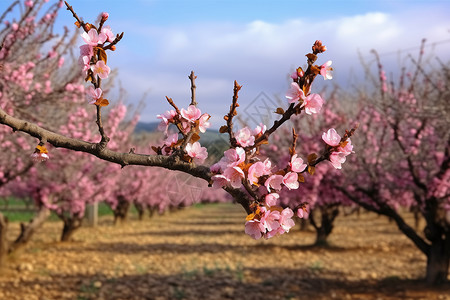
[0,203,449,300]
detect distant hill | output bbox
[134,122,228,161]
[134,122,160,133]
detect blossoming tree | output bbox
[0,1,356,243]
[338,47,449,284]
[0,0,88,264]
[262,94,355,245]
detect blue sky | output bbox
[2,0,450,128]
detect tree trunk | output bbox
[134,202,144,221]
[149,206,156,218]
[8,208,50,254]
[310,205,340,246]
[298,218,309,231]
[0,213,8,269]
[425,235,450,285]
[113,196,130,225]
[61,216,83,242]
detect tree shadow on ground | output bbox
[6,267,450,300]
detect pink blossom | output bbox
[297,206,309,219]
[180,105,201,122]
[31,152,49,162]
[198,113,211,133]
[185,142,208,164]
[91,60,110,79]
[290,154,307,172]
[286,82,305,104]
[58,57,65,68]
[340,138,354,155]
[283,172,299,190]
[290,67,304,80]
[25,1,33,8]
[322,128,341,146]
[279,208,295,232]
[245,220,265,240]
[215,147,245,171]
[44,80,52,94]
[247,161,267,185]
[101,25,114,42]
[211,174,229,189]
[223,166,245,188]
[164,133,178,146]
[87,86,102,104]
[80,44,94,58]
[320,60,333,80]
[79,56,91,73]
[48,50,57,58]
[157,109,176,128]
[235,127,255,147]
[265,174,284,192]
[260,207,281,232]
[329,152,347,169]
[81,28,107,46]
[12,23,19,31]
[302,93,324,115]
[265,193,279,207]
[253,123,266,136]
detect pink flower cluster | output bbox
[322,128,354,169]
[244,195,310,240]
[286,82,324,115]
[156,105,209,164]
[234,124,266,148]
[157,105,210,135]
[79,26,114,79]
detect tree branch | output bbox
[0,106,253,213]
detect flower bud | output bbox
[101,12,109,21]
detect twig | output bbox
[165,96,181,115]
[225,81,241,147]
[189,71,197,106]
[64,2,87,32]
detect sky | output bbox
[2,0,450,128]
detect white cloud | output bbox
[113,10,450,127]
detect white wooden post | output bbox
[86,203,98,227]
